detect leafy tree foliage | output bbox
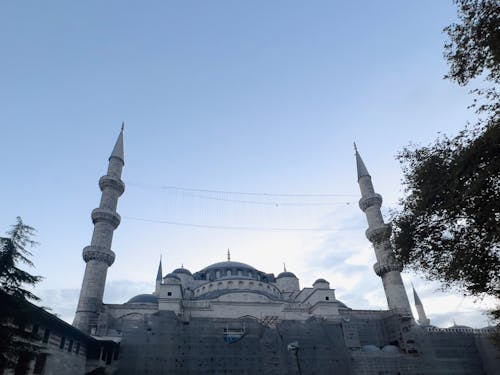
[391,0,500,312]
[392,124,500,299]
[444,0,499,114]
[0,217,43,370]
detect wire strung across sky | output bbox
[122,181,399,231]
[125,181,360,206]
[122,215,355,232]
[125,181,358,198]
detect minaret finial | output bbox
[353,142,358,153]
[227,248,231,261]
[121,122,124,131]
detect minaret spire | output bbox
[74,127,126,333]
[412,283,430,326]
[154,256,163,296]
[110,124,124,165]
[354,143,370,181]
[156,256,163,282]
[355,145,412,316]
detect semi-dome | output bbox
[127,294,158,304]
[172,268,192,276]
[362,345,381,352]
[277,271,297,278]
[382,345,400,353]
[449,324,472,329]
[164,273,181,280]
[313,278,329,284]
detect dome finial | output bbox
[283,262,287,272]
[227,248,231,261]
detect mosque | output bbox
[69,128,498,374]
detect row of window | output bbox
[193,280,280,296]
[31,324,82,355]
[59,336,81,355]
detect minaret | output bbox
[74,126,125,333]
[355,144,412,316]
[412,284,430,326]
[154,257,163,296]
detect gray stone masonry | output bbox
[355,148,412,316]
[74,128,125,333]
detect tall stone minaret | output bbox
[74,126,125,333]
[355,145,412,316]
[412,284,430,326]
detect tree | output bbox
[392,0,500,312]
[392,0,500,321]
[0,217,43,370]
[444,0,499,115]
[392,124,500,298]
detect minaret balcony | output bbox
[99,175,125,195]
[373,260,403,276]
[358,193,382,211]
[91,208,121,229]
[82,245,116,266]
[365,224,392,243]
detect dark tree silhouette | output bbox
[0,217,43,370]
[392,0,499,325]
[392,124,500,298]
[444,0,499,114]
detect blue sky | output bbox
[0,1,493,327]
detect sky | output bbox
[0,1,494,327]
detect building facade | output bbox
[7,128,498,375]
[68,129,499,374]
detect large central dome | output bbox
[192,260,272,283]
[200,261,256,272]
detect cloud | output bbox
[37,279,153,323]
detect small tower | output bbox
[355,145,412,316]
[74,127,125,333]
[154,257,163,296]
[412,284,431,326]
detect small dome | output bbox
[362,345,380,352]
[382,345,400,353]
[172,268,192,276]
[127,294,158,304]
[313,278,329,285]
[164,273,181,280]
[277,271,297,279]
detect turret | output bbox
[154,258,163,296]
[73,126,125,333]
[276,264,299,293]
[412,284,430,326]
[355,144,412,316]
